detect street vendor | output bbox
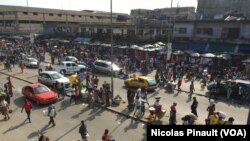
[146,107,156,124]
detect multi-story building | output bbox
[196,0,250,20]
[130,7,196,40]
[0,5,134,36]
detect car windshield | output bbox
[147,78,156,85]
[29,58,37,62]
[51,73,63,79]
[34,86,50,94]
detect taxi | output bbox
[124,76,157,90]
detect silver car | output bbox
[38,71,70,87]
[93,60,121,76]
[24,58,38,68]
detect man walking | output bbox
[21,99,32,123]
[48,104,56,127]
[191,97,198,117]
[79,120,88,141]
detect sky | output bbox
[0,0,197,14]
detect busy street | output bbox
[0,50,249,140]
[1,0,250,141]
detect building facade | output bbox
[196,0,250,20]
[0,5,133,36]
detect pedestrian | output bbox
[79,120,88,141]
[102,129,110,141]
[48,104,56,127]
[60,83,66,99]
[19,61,24,73]
[0,99,10,120]
[169,102,177,125]
[191,97,198,117]
[21,99,32,123]
[6,77,14,97]
[189,80,195,97]
[177,77,182,93]
[4,83,10,104]
[38,133,50,141]
[69,84,77,104]
[224,117,234,125]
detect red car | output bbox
[22,83,58,105]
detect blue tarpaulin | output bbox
[172,43,189,50]
[189,43,207,52]
[238,44,250,53]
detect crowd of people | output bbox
[1,36,249,140]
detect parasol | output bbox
[216,54,231,60]
[201,53,215,58]
[190,52,200,57]
[172,50,184,55]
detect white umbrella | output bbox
[217,54,231,60]
[173,50,184,55]
[190,52,200,57]
[201,53,215,58]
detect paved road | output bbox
[0,61,249,125]
[0,73,146,141]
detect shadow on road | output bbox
[2,119,28,134]
[71,106,89,119]
[86,107,105,121]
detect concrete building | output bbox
[130,7,196,40]
[196,0,250,20]
[0,5,133,35]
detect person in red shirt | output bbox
[102,129,109,141]
[21,99,32,123]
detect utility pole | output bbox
[171,0,173,8]
[110,0,114,100]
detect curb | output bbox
[94,103,148,124]
[0,71,33,84]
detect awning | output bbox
[238,44,250,53]
[172,43,189,50]
[189,43,207,52]
[207,43,236,53]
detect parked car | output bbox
[23,57,38,68]
[124,76,157,90]
[22,83,58,105]
[93,60,121,76]
[38,71,70,88]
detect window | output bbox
[40,74,49,79]
[203,28,213,35]
[71,15,75,17]
[90,16,94,19]
[66,63,71,67]
[49,13,53,16]
[78,15,82,18]
[58,14,62,17]
[33,12,38,15]
[196,28,202,34]
[179,28,187,34]
[23,12,28,15]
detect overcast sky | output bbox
[0,0,197,14]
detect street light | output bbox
[110,0,114,100]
